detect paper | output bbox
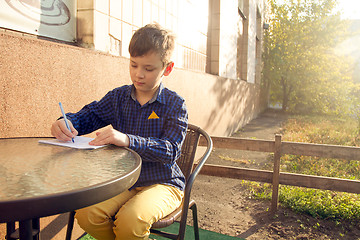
[38,136,106,150]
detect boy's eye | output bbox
[145,68,155,72]
[131,64,137,68]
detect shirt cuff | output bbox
[127,134,145,155]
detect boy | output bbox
[51,23,188,240]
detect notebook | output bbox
[38,136,106,150]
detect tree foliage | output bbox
[263,0,356,114]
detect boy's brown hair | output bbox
[129,23,175,66]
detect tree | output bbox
[263,0,355,114]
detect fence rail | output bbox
[198,135,360,212]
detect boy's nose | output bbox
[136,70,145,78]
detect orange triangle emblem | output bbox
[148,111,159,119]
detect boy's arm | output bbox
[89,128,130,147]
[127,102,188,164]
[65,90,117,135]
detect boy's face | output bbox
[129,52,171,96]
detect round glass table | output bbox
[0,138,141,239]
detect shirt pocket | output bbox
[143,112,165,137]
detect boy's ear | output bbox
[163,62,174,76]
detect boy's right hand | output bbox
[51,119,78,142]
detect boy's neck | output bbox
[134,86,160,106]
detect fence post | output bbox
[271,134,282,212]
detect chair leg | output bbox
[65,211,76,240]
[190,203,199,240]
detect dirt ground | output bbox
[191,109,360,239]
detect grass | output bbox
[79,235,94,240]
[244,114,360,223]
[280,114,360,180]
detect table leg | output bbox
[19,220,32,240]
[6,222,16,239]
[32,218,40,240]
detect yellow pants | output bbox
[75,184,184,240]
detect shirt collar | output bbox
[130,82,166,104]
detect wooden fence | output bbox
[198,135,360,212]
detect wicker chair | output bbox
[150,124,213,240]
[65,124,213,240]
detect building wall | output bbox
[77,0,267,82]
[77,0,208,73]
[0,0,267,80]
[0,31,262,138]
[208,0,266,82]
[218,0,239,79]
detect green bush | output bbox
[279,186,360,221]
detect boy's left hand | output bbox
[89,128,130,147]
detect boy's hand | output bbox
[51,119,78,142]
[89,128,130,147]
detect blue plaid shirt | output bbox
[66,83,188,191]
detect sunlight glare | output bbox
[338,0,360,19]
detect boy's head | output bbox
[129,23,175,66]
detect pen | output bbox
[59,102,75,143]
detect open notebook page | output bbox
[38,136,106,150]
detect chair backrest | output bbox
[177,124,201,181]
